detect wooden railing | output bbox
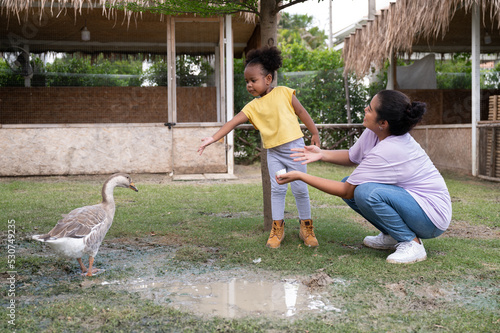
[234,123,364,164]
[478,121,500,182]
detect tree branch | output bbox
[277,0,311,12]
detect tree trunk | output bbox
[260,149,272,231]
[259,0,279,49]
[259,0,279,231]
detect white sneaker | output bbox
[386,239,427,264]
[363,232,398,250]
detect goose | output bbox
[32,173,138,277]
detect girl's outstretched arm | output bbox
[198,112,249,155]
[291,95,320,146]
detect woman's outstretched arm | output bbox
[276,170,356,199]
[291,146,356,166]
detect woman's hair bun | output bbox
[376,90,427,135]
[409,101,426,121]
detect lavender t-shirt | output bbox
[347,129,452,231]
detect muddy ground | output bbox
[3,164,498,322]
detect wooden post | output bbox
[387,49,397,90]
[471,3,480,176]
[328,0,332,49]
[225,15,234,176]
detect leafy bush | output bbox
[142,55,215,87]
[46,55,142,87]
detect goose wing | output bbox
[41,205,107,240]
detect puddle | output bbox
[86,242,345,318]
[23,240,345,319]
[106,277,342,318]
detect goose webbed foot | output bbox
[78,257,101,276]
[85,256,97,277]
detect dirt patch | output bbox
[441,220,499,239]
[386,281,455,301]
[385,277,499,312]
[111,235,184,247]
[303,271,336,288]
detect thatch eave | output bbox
[0,0,258,23]
[342,0,500,77]
[0,0,259,57]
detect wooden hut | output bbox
[342,0,500,181]
[0,0,259,178]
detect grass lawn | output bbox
[1,162,499,332]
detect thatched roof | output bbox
[0,0,258,56]
[343,0,500,77]
[0,0,257,23]
[2,0,130,22]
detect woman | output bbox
[276,90,452,263]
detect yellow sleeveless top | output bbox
[242,86,304,149]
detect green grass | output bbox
[1,163,499,332]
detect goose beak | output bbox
[129,183,138,192]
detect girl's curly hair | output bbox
[245,46,282,80]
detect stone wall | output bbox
[0,123,471,177]
[172,126,227,174]
[0,124,227,176]
[0,85,225,176]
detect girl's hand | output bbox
[198,137,215,155]
[276,170,302,185]
[290,145,322,164]
[310,133,320,147]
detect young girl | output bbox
[198,46,320,249]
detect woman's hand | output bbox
[198,137,215,155]
[276,170,303,185]
[290,145,322,164]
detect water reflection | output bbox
[117,277,342,318]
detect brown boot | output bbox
[299,219,319,247]
[266,220,285,248]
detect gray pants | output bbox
[267,137,311,220]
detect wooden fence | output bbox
[234,123,365,163]
[478,95,500,181]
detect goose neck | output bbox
[101,179,117,204]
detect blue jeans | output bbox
[341,177,444,242]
